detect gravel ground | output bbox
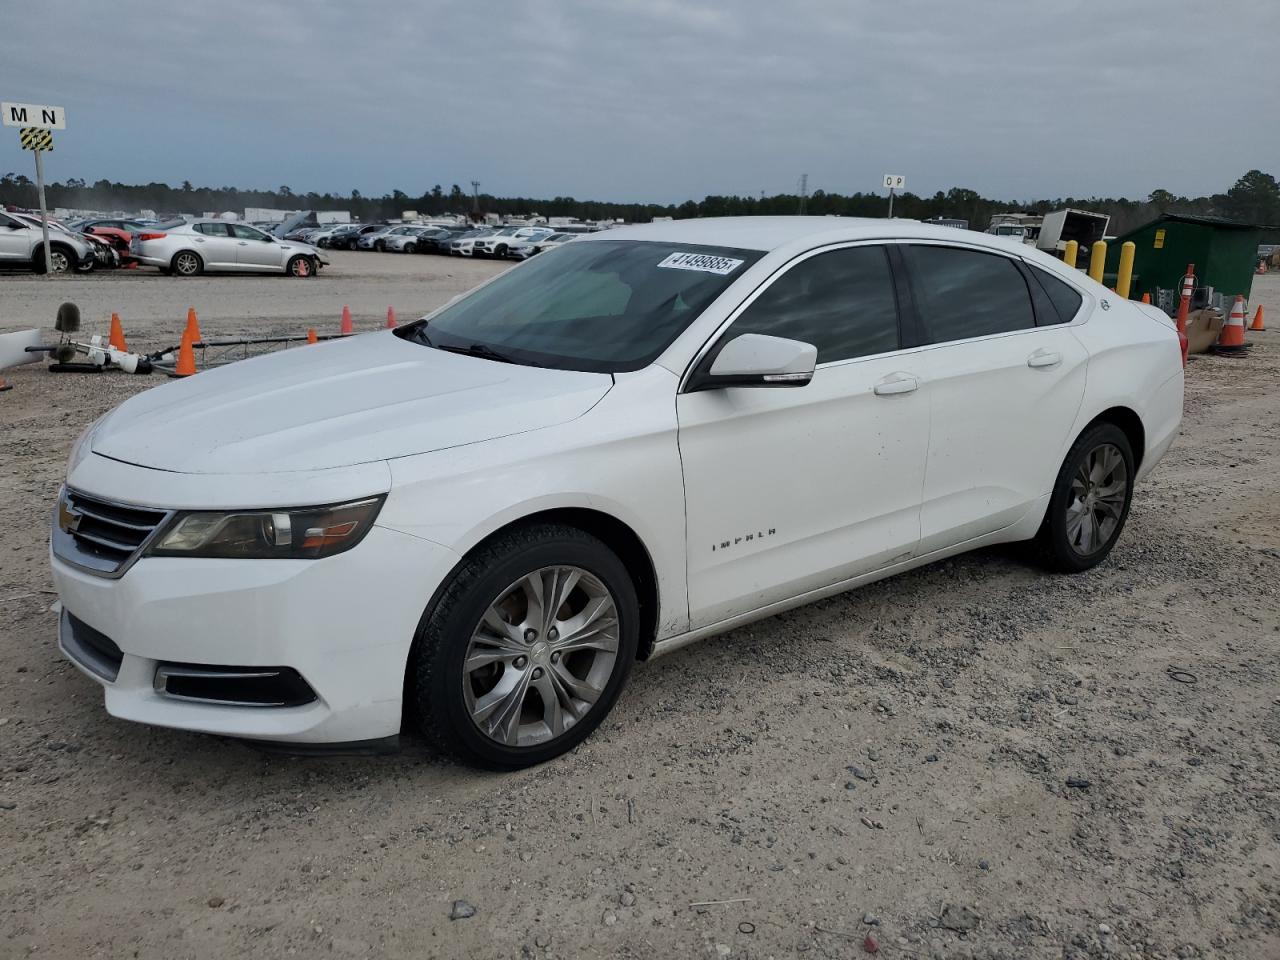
[0,262,1277,960]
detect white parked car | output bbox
[133,220,327,277]
[508,232,577,260]
[473,226,553,259]
[52,218,1183,768]
[383,226,433,253]
[449,228,497,257]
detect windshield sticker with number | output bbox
[656,252,745,276]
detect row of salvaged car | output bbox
[284,222,588,259]
[0,212,328,278]
[0,210,143,273]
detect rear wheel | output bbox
[409,524,638,769]
[171,250,203,276]
[1035,422,1134,572]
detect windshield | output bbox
[402,240,762,373]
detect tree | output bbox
[1222,170,1280,224]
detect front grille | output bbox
[60,610,124,681]
[153,663,318,708]
[52,488,170,578]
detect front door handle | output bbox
[873,372,919,396]
[1027,349,1062,369]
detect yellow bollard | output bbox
[1063,240,1078,269]
[1088,240,1107,283]
[1116,241,1136,299]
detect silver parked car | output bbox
[0,211,96,273]
[133,220,328,277]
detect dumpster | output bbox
[1102,213,1262,309]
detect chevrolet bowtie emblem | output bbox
[58,498,82,535]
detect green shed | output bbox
[1103,213,1261,305]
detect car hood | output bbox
[91,331,612,474]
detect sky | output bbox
[3,0,1276,205]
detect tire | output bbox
[403,243,416,254]
[1034,422,1135,573]
[286,255,313,278]
[408,523,639,769]
[34,245,74,275]
[495,244,508,259]
[171,250,203,277]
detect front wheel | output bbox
[34,245,73,274]
[1035,422,1134,572]
[286,255,313,277]
[409,524,639,769]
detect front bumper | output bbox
[52,524,460,744]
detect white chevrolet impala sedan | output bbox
[52,217,1183,767]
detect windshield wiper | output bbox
[433,341,536,366]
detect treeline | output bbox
[2,169,1277,238]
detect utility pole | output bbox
[797,173,808,216]
[470,180,481,216]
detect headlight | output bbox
[148,497,384,560]
[67,412,109,479]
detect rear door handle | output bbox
[237,241,249,246]
[873,372,919,396]
[1027,349,1062,369]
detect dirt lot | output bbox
[0,260,1277,960]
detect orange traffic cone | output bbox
[171,331,197,377]
[1213,296,1249,356]
[386,306,397,329]
[340,304,353,336]
[1140,293,1151,304]
[1249,305,1265,331]
[0,377,11,393]
[184,307,201,345]
[307,328,318,344]
[108,312,128,352]
[1174,264,1194,367]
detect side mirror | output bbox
[688,333,817,392]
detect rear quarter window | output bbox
[1030,266,1085,324]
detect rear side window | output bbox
[904,245,1035,342]
[195,222,231,237]
[1030,265,1084,324]
[728,246,899,364]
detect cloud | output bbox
[3,0,1275,204]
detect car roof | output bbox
[583,216,1034,256]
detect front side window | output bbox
[230,224,268,240]
[726,245,900,364]
[403,240,762,373]
[904,245,1035,342]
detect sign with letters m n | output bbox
[2,102,66,130]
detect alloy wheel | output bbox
[1065,442,1129,555]
[463,565,620,748]
[175,252,199,275]
[48,250,70,273]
